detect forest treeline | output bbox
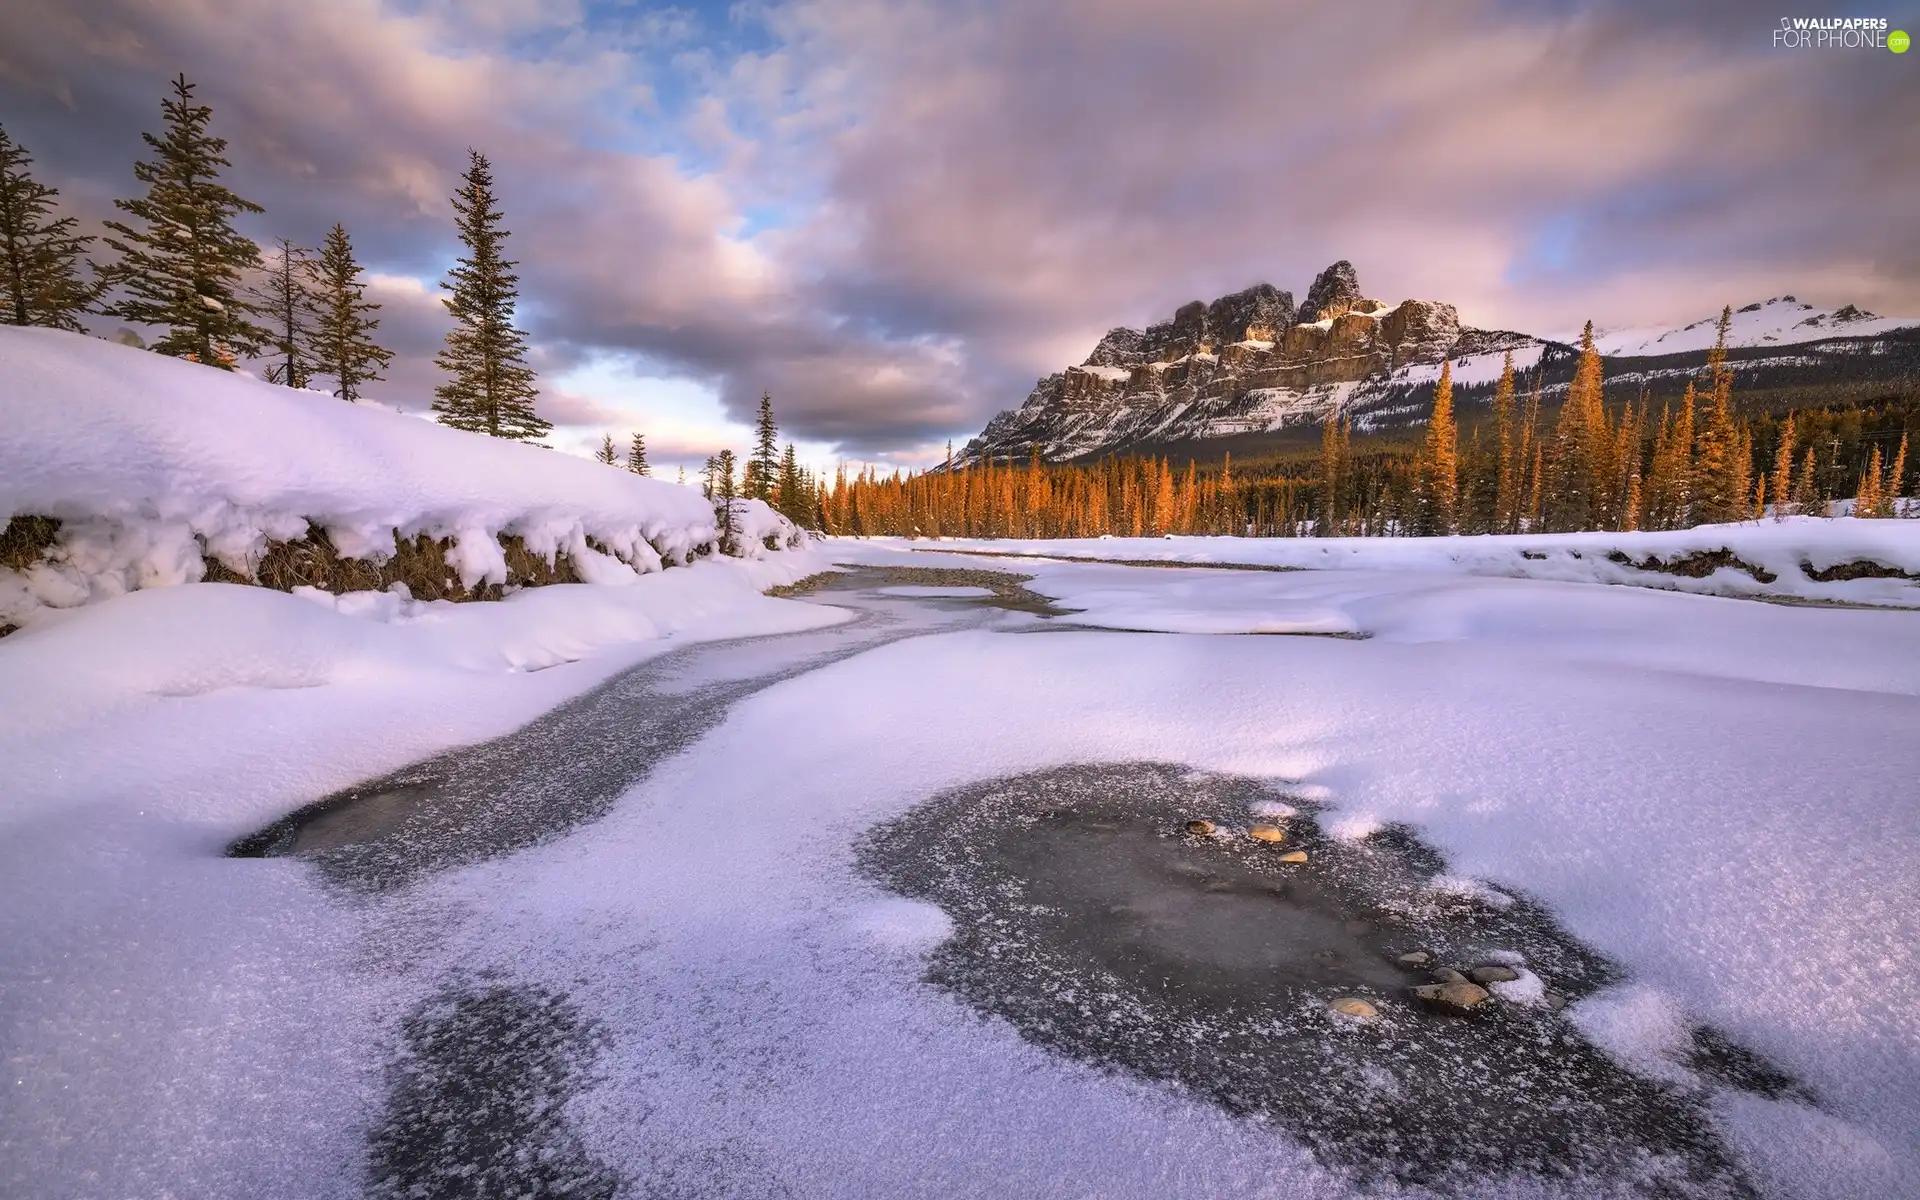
[794,313,1914,538]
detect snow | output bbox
[6,535,1919,1195]
[877,519,1920,608]
[1074,364,1133,382]
[875,585,995,598]
[1396,342,1546,387]
[5,332,1919,1194]
[1587,296,1919,358]
[0,326,801,628]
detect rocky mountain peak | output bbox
[1299,260,1362,324]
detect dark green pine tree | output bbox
[432,150,547,440]
[594,433,619,465]
[102,75,268,366]
[746,391,779,501]
[714,448,740,553]
[252,236,317,387]
[0,122,103,330]
[776,443,803,523]
[311,222,392,402]
[626,431,651,476]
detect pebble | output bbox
[1545,990,1570,1012]
[1277,849,1309,863]
[1396,951,1431,966]
[1411,981,1492,1015]
[1185,819,1216,836]
[1248,824,1286,843]
[1433,967,1467,984]
[1328,997,1379,1021]
[1470,966,1520,984]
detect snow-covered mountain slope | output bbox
[1589,295,1918,357]
[959,267,1920,466]
[0,326,802,629]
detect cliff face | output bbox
[959,267,1920,466]
[964,262,1536,464]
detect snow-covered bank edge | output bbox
[858,519,1920,608]
[0,326,806,632]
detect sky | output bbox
[1,0,1915,473]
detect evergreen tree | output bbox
[0,122,102,330]
[1316,404,1344,534]
[1490,352,1517,533]
[102,75,268,366]
[253,237,317,388]
[714,448,740,553]
[594,433,619,465]
[311,222,392,402]
[1690,322,1748,526]
[746,391,779,502]
[701,455,718,500]
[1855,446,1885,518]
[777,443,803,523]
[1412,360,1459,535]
[626,431,650,475]
[1769,414,1797,520]
[1892,433,1911,516]
[1791,446,1823,518]
[432,150,547,440]
[1543,322,1606,531]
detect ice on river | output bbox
[3,538,1917,1197]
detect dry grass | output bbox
[0,516,61,570]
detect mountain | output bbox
[957,263,1920,466]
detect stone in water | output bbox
[1248,824,1286,843]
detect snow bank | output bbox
[0,326,802,627]
[867,518,1920,607]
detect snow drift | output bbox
[0,326,802,629]
[873,519,1920,608]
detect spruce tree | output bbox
[1690,323,1748,526]
[593,433,618,465]
[432,150,547,440]
[253,237,317,388]
[1543,322,1605,531]
[103,76,268,366]
[1412,360,1458,535]
[1316,404,1344,534]
[1791,446,1823,517]
[1769,415,1796,519]
[312,222,392,402]
[747,391,779,502]
[626,431,650,475]
[714,448,740,553]
[0,122,103,330]
[777,443,802,523]
[1491,352,1516,533]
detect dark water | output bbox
[861,762,1800,1196]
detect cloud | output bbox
[2,0,1913,461]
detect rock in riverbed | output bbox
[1328,997,1379,1021]
[1396,951,1432,966]
[1277,849,1309,863]
[1471,965,1521,984]
[1185,819,1216,836]
[1412,981,1491,1015]
[1248,824,1287,843]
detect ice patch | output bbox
[1327,812,1385,841]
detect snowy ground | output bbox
[4,531,1917,1198]
[852,521,1920,608]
